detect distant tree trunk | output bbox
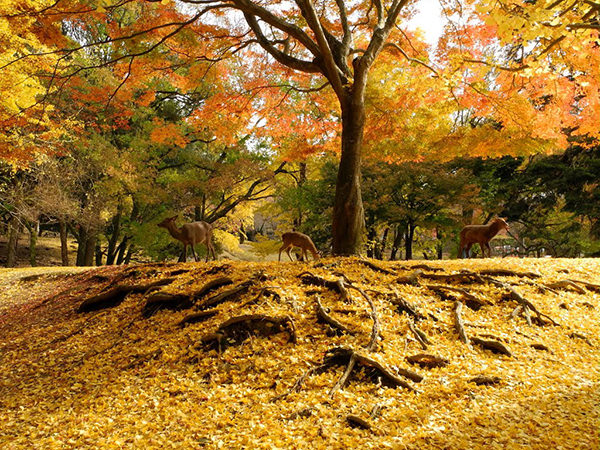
[105,204,122,265]
[95,242,103,266]
[75,226,86,266]
[194,205,203,221]
[124,244,134,264]
[436,228,444,260]
[6,216,19,268]
[375,227,389,260]
[59,219,69,266]
[83,233,97,266]
[404,222,416,260]
[27,222,37,267]
[116,236,130,265]
[366,227,376,258]
[390,224,404,261]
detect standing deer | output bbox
[458,218,509,258]
[157,215,216,262]
[279,231,320,262]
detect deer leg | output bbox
[190,244,199,262]
[465,243,473,258]
[485,242,491,258]
[180,245,188,262]
[208,239,216,261]
[478,242,486,258]
[278,244,287,262]
[302,248,309,261]
[286,246,294,261]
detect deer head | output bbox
[495,217,509,231]
[157,215,178,229]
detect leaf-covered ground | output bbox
[0,258,598,449]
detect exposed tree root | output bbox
[421,272,484,284]
[178,309,220,327]
[504,286,558,326]
[394,270,422,286]
[544,280,587,294]
[469,375,501,385]
[426,285,486,311]
[324,347,418,392]
[471,337,512,356]
[271,364,331,402]
[200,314,297,350]
[568,332,593,346]
[531,343,551,352]
[316,297,356,336]
[143,292,193,318]
[78,277,176,313]
[453,301,470,344]
[346,284,379,351]
[346,414,373,430]
[405,353,450,369]
[193,277,234,299]
[478,269,540,279]
[567,279,600,293]
[408,320,431,349]
[389,291,426,320]
[298,271,337,290]
[240,287,281,308]
[358,259,396,275]
[197,280,253,310]
[397,264,443,272]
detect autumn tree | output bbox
[2,0,598,257]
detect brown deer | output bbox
[157,215,216,262]
[458,217,509,258]
[278,231,320,262]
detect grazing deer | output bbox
[458,217,509,258]
[157,215,216,262]
[278,231,320,262]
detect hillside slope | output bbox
[1,258,598,449]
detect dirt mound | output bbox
[0,258,598,449]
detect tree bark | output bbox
[83,233,97,266]
[116,236,129,265]
[59,219,69,266]
[376,227,389,260]
[390,224,403,261]
[6,216,19,268]
[95,241,103,266]
[332,97,365,255]
[404,222,416,260]
[105,204,122,265]
[27,222,37,267]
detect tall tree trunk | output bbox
[366,227,376,258]
[404,222,416,260]
[116,236,129,264]
[376,227,389,260]
[124,244,134,264]
[59,219,69,266]
[332,98,365,255]
[83,233,97,266]
[6,216,19,268]
[75,227,86,266]
[95,241,103,266]
[436,227,444,260]
[390,224,403,261]
[27,222,37,267]
[105,204,122,265]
